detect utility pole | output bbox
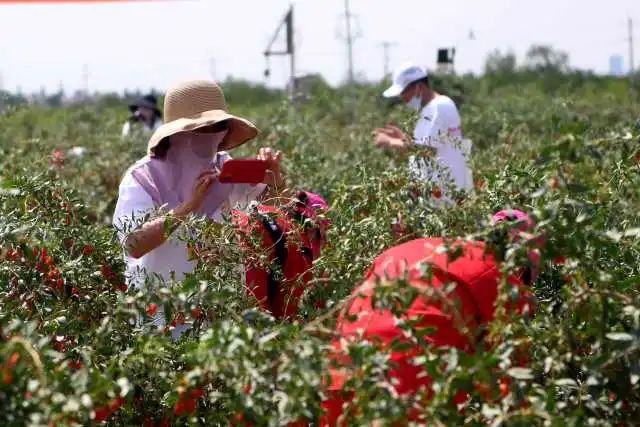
[344,0,355,85]
[264,4,295,101]
[82,64,89,95]
[628,17,635,75]
[209,57,217,81]
[288,5,296,100]
[378,41,397,77]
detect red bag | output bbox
[233,192,329,319]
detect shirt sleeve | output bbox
[112,171,156,244]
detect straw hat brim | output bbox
[147,109,259,154]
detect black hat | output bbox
[128,94,161,115]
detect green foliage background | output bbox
[1,72,640,426]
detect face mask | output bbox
[406,94,422,111]
[188,130,228,158]
[405,84,423,111]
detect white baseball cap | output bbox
[382,62,428,98]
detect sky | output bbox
[0,0,639,94]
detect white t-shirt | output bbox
[112,151,266,290]
[410,95,473,192]
[121,118,163,138]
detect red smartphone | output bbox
[218,159,268,184]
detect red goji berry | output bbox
[6,250,18,262]
[147,303,159,317]
[474,382,492,400]
[7,352,20,369]
[68,359,82,370]
[109,397,125,412]
[2,372,13,385]
[554,256,566,265]
[94,406,110,422]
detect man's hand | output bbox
[373,131,393,148]
[373,124,410,151]
[383,123,406,140]
[373,131,410,151]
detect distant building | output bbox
[290,73,327,103]
[436,48,456,74]
[609,55,625,76]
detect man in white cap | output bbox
[373,62,473,195]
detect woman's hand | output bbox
[125,169,219,259]
[257,147,284,188]
[175,169,219,217]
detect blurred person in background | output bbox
[113,80,283,336]
[373,62,473,199]
[121,94,163,138]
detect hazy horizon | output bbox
[0,0,638,94]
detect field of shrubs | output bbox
[1,73,640,426]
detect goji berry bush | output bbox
[1,74,640,426]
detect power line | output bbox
[82,63,89,94]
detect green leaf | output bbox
[605,332,634,342]
[507,367,534,380]
[554,378,578,388]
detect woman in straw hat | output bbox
[113,80,283,300]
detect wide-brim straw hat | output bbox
[147,80,259,154]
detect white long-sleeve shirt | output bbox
[121,118,163,138]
